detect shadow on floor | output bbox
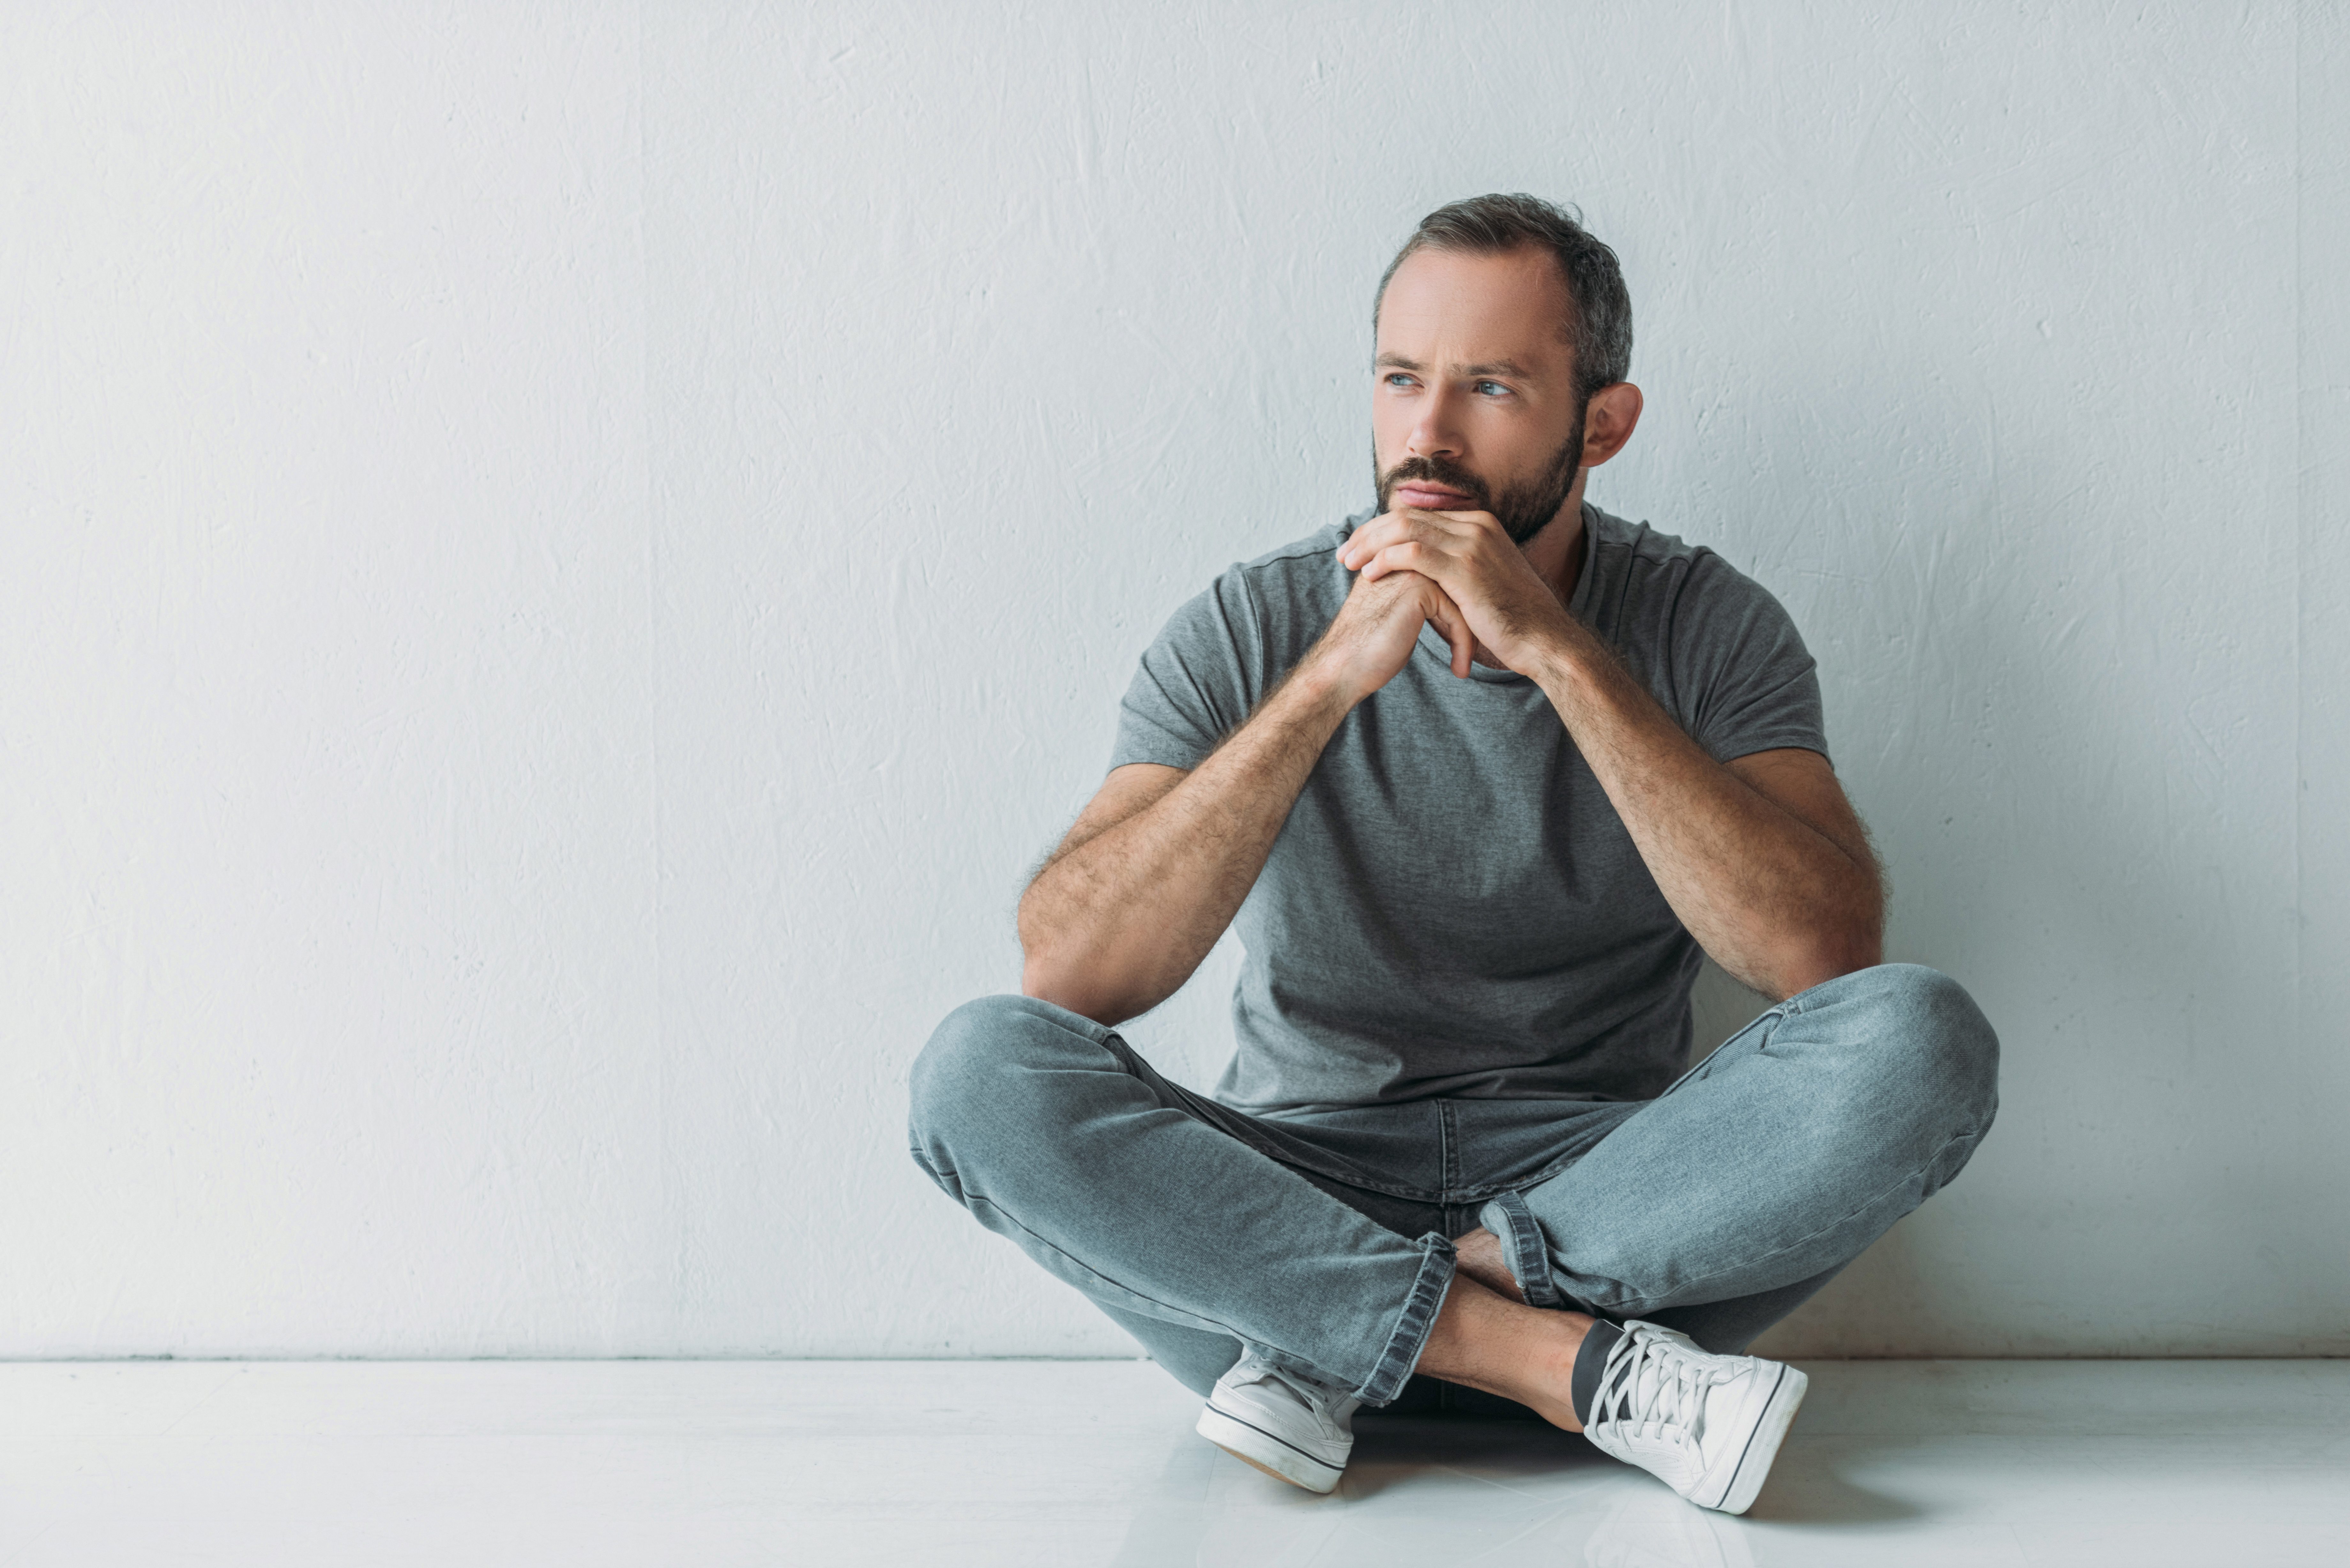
[1342,1413,1603,1501]
[1350,1417,1920,1519]
[1107,1412,1924,1566]
[1743,1442,1921,1525]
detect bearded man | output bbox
[907,193,1997,1515]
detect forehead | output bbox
[1377,245,1573,373]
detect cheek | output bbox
[1494,420,1576,487]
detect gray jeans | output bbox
[908,963,1997,1410]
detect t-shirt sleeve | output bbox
[1107,568,1268,773]
[1667,552,1830,764]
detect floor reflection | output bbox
[1105,1414,1783,1567]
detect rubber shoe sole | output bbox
[1703,1362,1809,1515]
[1195,1401,1346,1494]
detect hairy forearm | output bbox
[1527,629,1882,999]
[1018,664,1352,1024]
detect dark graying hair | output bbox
[1375,194,1633,400]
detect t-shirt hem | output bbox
[1107,742,1211,773]
[1705,731,1833,766]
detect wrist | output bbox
[1523,619,1612,704]
[1519,620,1586,685]
[1283,650,1360,716]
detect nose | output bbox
[1404,384,1464,461]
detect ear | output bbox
[1579,382,1644,468]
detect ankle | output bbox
[1568,1319,1625,1427]
[1540,1313,1595,1430]
[1416,1275,1595,1432]
[1501,1312,1591,1432]
[1449,1226,1526,1303]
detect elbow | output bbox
[1019,953,1083,1015]
[1772,915,1884,999]
[1014,904,1084,1016]
[1017,898,1167,1026]
[1019,948,1126,1027]
[1013,838,1194,1024]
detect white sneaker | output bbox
[1580,1320,1808,1515]
[1195,1349,1361,1493]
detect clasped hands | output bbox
[1329,507,1580,691]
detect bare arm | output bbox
[1527,643,1882,996]
[1343,510,1882,999]
[1019,568,1477,1024]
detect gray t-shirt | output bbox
[1108,502,1829,1113]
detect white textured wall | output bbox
[2,1,2342,1359]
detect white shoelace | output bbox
[1252,1365,1319,1411]
[1592,1327,1731,1439]
[1232,1356,1338,1415]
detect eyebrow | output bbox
[1375,352,1540,380]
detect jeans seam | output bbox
[1295,1172,1455,1203]
[1591,1121,1991,1314]
[957,1191,1359,1370]
[1453,1140,1612,1203]
[1014,1002,1121,1051]
[908,1145,969,1206]
[1653,1004,1791,1100]
[1086,1021,1449,1206]
[956,1188,1451,1403]
[1429,1105,1447,1203]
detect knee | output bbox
[1816,964,2000,1133]
[907,993,1104,1151]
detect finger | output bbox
[1426,587,1474,677]
[1434,508,1502,535]
[1339,520,1399,569]
[1359,539,1433,583]
[1339,511,1432,568]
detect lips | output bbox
[1392,484,1474,509]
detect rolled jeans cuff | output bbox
[1478,1191,1571,1309]
[1356,1232,1458,1405]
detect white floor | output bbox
[3,1360,2345,1566]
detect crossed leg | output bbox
[1468,963,1999,1352]
[908,964,1997,1423]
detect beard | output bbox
[1374,413,1585,546]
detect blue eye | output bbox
[1384,373,1415,388]
[1474,380,1508,397]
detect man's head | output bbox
[1371,194,1640,545]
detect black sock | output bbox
[1570,1320,1625,1427]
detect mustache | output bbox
[1380,456,1489,508]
